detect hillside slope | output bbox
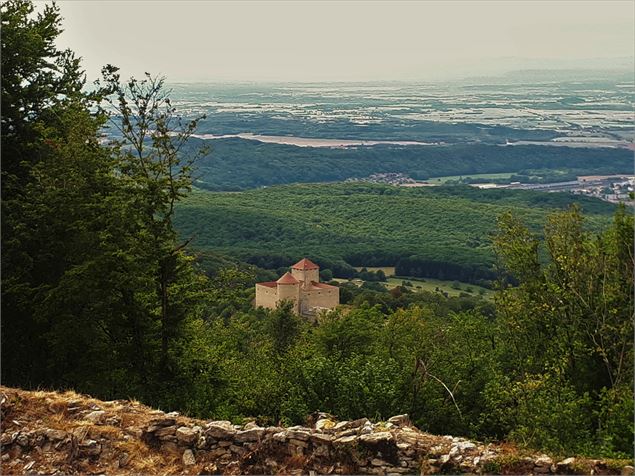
[174,183,616,281]
[1,386,632,475]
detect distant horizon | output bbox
[84,58,635,85]
[154,65,634,87]
[159,66,634,84]
[55,0,634,83]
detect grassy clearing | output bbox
[427,172,515,184]
[350,267,493,297]
[387,276,494,298]
[335,275,494,299]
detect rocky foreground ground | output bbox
[0,386,632,475]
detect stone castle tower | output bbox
[255,258,339,319]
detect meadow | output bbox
[337,275,494,298]
[427,172,515,184]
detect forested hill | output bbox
[188,137,633,191]
[174,183,616,283]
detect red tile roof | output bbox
[277,272,299,285]
[310,281,338,290]
[291,258,319,270]
[256,281,278,288]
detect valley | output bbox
[170,76,634,145]
[3,0,634,468]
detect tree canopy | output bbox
[1,0,208,402]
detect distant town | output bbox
[348,173,635,204]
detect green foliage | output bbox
[175,184,615,286]
[482,373,594,454]
[185,137,632,191]
[2,0,121,391]
[594,386,634,457]
[1,0,88,192]
[320,268,334,282]
[97,67,209,375]
[490,205,634,455]
[1,0,211,407]
[269,301,303,354]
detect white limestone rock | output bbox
[387,414,410,427]
[182,448,196,466]
[205,421,236,439]
[176,426,199,445]
[84,410,106,423]
[234,427,265,443]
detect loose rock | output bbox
[387,414,410,427]
[2,385,632,476]
[182,449,196,466]
[44,429,67,441]
[148,417,176,428]
[119,452,130,468]
[84,410,107,423]
[234,427,264,443]
[205,421,236,439]
[176,426,198,445]
[154,425,177,438]
[315,418,336,431]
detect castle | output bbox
[255,258,339,318]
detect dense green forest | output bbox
[2,0,633,462]
[187,137,633,191]
[174,184,616,285]
[192,109,562,143]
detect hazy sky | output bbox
[55,1,634,82]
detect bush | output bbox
[481,373,594,454]
[320,269,334,282]
[595,385,635,457]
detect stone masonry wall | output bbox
[1,386,632,475]
[254,284,278,310]
[302,288,339,314]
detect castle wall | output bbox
[277,283,300,314]
[291,268,319,285]
[255,285,278,310]
[301,287,339,312]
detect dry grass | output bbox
[133,454,176,474]
[0,385,200,475]
[1,385,631,476]
[284,454,308,469]
[0,385,232,475]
